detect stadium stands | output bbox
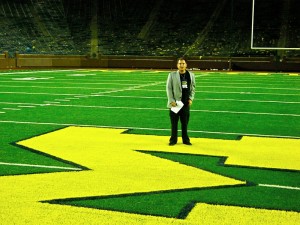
[0,0,299,57]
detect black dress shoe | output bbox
[183,141,192,145]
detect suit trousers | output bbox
[169,105,190,143]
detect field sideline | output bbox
[0,69,299,224]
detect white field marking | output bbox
[1,80,146,86]
[155,83,300,91]
[259,184,300,191]
[201,98,300,104]
[67,74,96,76]
[199,77,298,81]
[11,77,54,81]
[0,69,160,76]
[110,89,300,101]
[47,104,300,117]
[94,94,300,106]
[43,101,61,104]
[50,104,166,111]
[136,88,300,97]
[0,69,83,75]
[0,84,113,90]
[0,81,165,108]
[192,109,300,117]
[55,82,144,86]
[54,99,70,102]
[0,111,5,114]
[200,85,300,91]
[21,104,300,119]
[2,108,21,111]
[65,97,80,100]
[0,102,44,106]
[2,79,298,96]
[0,101,298,117]
[142,71,165,73]
[0,91,78,96]
[0,81,165,109]
[199,90,300,96]
[74,95,89,98]
[0,69,291,79]
[0,120,299,139]
[0,162,82,171]
[123,86,300,96]
[90,94,164,99]
[17,105,36,108]
[95,93,300,104]
[54,78,161,83]
[91,81,165,96]
[161,78,300,84]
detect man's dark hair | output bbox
[177,57,186,63]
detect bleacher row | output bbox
[0,0,299,57]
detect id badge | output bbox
[182,81,188,88]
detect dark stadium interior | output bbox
[0,0,299,58]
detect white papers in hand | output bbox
[171,101,184,113]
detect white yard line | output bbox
[0,91,78,96]
[2,108,21,111]
[0,101,299,117]
[0,120,299,139]
[3,90,298,97]
[0,80,149,86]
[200,98,300,104]
[0,162,82,171]
[259,184,300,191]
[1,83,300,91]
[198,90,300,96]
[0,84,114,90]
[17,105,36,108]
[200,85,300,91]
[90,94,164,99]
[0,102,46,106]
[44,104,300,117]
[191,109,300,117]
[0,69,82,75]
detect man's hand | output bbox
[188,99,193,106]
[170,102,177,107]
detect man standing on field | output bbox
[166,58,196,146]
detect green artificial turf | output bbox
[45,151,300,218]
[0,69,299,176]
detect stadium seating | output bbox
[0,0,299,57]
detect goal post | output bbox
[251,0,300,50]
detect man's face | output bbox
[177,60,187,72]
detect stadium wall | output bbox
[0,52,16,69]
[0,53,299,72]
